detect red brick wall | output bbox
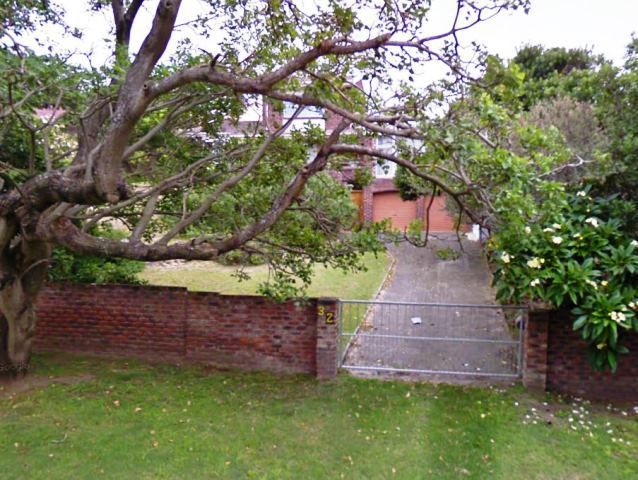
[35,284,188,360]
[523,310,550,392]
[525,309,638,402]
[34,283,338,377]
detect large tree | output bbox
[0,0,531,377]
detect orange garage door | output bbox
[423,195,461,232]
[373,192,417,230]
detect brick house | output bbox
[223,96,463,232]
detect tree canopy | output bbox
[3,1,637,375]
[0,0,533,375]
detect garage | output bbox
[422,195,462,232]
[372,192,417,231]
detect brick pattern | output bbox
[35,284,188,361]
[34,283,338,378]
[524,309,638,402]
[362,185,374,222]
[186,292,317,374]
[315,298,339,379]
[523,310,550,391]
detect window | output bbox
[376,136,394,149]
[374,161,397,179]
[283,102,324,118]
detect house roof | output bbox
[372,178,398,193]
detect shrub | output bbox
[490,189,638,371]
[48,225,145,284]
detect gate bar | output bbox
[341,332,520,345]
[341,365,520,378]
[340,299,525,309]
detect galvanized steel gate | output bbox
[339,300,527,378]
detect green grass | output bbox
[1,353,637,479]
[140,252,391,300]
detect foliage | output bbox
[0,49,87,175]
[389,48,638,370]
[479,41,638,370]
[491,190,638,371]
[49,226,145,285]
[520,96,610,183]
[396,60,578,231]
[394,166,431,201]
[510,44,606,109]
[350,166,374,190]
[509,41,638,209]
[593,39,638,207]
[216,250,265,266]
[436,247,460,261]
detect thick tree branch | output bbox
[148,34,392,100]
[47,217,219,261]
[157,106,305,244]
[209,121,350,253]
[95,0,183,202]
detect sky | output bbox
[446,0,638,65]
[16,0,638,86]
[28,0,638,69]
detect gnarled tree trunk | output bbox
[0,216,51,379]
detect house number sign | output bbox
[318,305,334,324]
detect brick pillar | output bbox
[362,186,374,223]
[523,309,550,392]
[316,298,339,379]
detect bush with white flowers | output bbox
[490,190,638,371]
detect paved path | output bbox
[343,235,522,382]
[381,236,497,303]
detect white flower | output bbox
[501,252,511,264]
[552,236,563,244]
[527,257,543,269]
[543,227,554,233]
[576,191,587,197]
[573,233,583,240]
[530,279,541,287]
[524,226,532,234]
[631,240,638,247]
[586,279,598,290]
[610,311,626,323]
[601,280,609,287]
[585,217,599,228]
[629,301,637,310]
[552,223,562,230]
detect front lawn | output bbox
[139,252,391,300]
[1,354,636,479]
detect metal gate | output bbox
[339,300,527,378]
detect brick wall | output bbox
[34,283,339,377]
[524,309,638,402]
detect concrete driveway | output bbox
[342,235,523,382]
[381,236,497,303]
